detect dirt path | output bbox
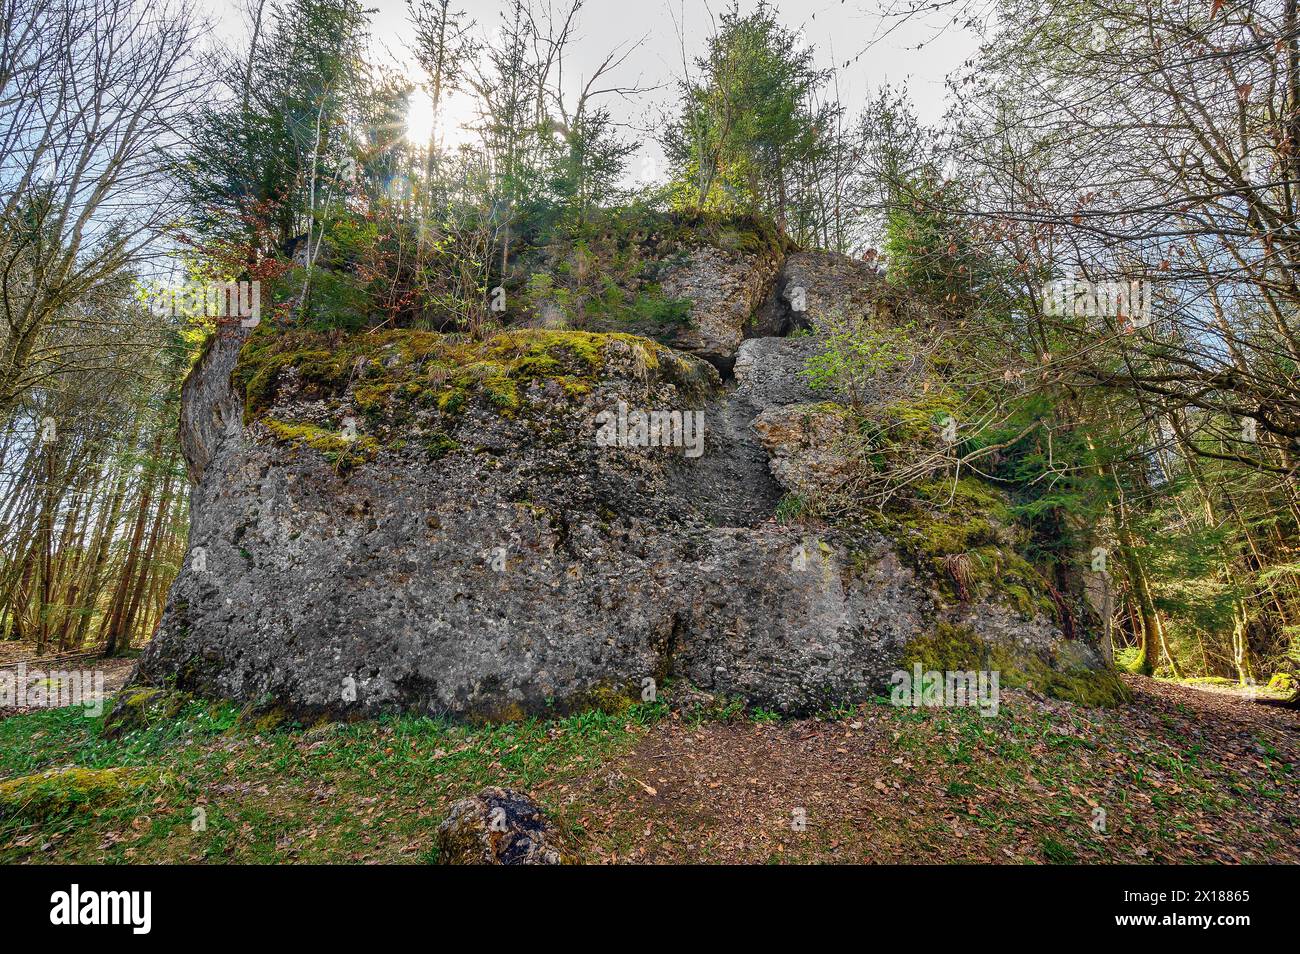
[555,677,1299,864]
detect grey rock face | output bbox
[435,787,568,865]
[181,331,247,484]
[779,250,883,326]
[734,335,844,408]
[666,389,783,527]
[661,244,781,370]
[133,249,1106,720]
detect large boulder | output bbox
[130,272,1119,719]
[752,402,854,498]
[777,250,884,327]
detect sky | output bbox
[199,0,985,173]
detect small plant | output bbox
[774,494,809,523]
[1040,837,1078,864]
[800,308,918,410]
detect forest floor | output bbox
[0,670,1295,864]
[0,644,135,720]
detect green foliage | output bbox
[774,494,809,524]
[534,107,638,227]
[177,0,372,253]
[1114,646,1144,673]
[504,205,772,338]
[882,171,1014,316]
[801,313,918,409]
[664,1,835,237]
[276,266,374,332]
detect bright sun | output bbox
[405,88,437,147]
[405,87,479,150]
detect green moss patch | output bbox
[263,419,380,470]
[234,325,693,426]
[0,766,155,822]
[902,623,1130,707]
[865,477,1055,618]
[424,431,459,459]
[101,688,193,740]
[655,209,791,259]
[226,324,717,472]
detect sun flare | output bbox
[405,88,437,147]
[404,87,479,151]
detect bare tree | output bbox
[0,0,206,413]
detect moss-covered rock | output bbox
[434,786,571,864]
[140,251,1110,722]
[101,687,191,739]
[0,766,154,822]
[573,683,639,716]
[1267,672,1297,696]
[263,418,380,470]
[236,325,700,424]
[242,326,628,413]
[866,477,1057,619]
[235,699,296,734]
[229,324,719,481]
[901,623,1130,707]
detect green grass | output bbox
[0,698,667,864]
[876,691,1263,862]
[1,682,1291,864]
